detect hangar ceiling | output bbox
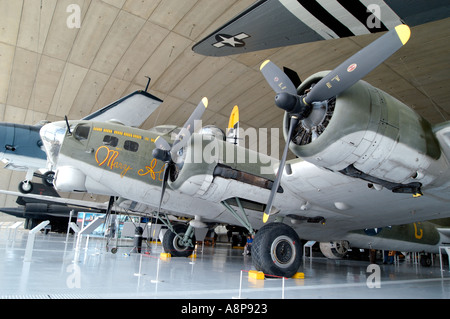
[0,0,449,211]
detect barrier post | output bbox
[23,220,50,262]
[439,246,450,273]
[74,217,104,262]
[65,210,75,243]
[8,221,23,241]
[151,258,162,283]
[233,270,244,299]
[134,254,144,276]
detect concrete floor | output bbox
[0,226,449,300]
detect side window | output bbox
[124,140,139,152]
[103,135,118,147]
[74,125,90,140]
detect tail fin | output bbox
[226,105,239,145]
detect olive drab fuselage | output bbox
[50,120,277,197]
[56,121,168,189]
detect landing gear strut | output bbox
[18,180,33,194]
[18,170,55,194]
[162,224,196,257]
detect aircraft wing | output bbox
[192,0,450,57]
[437,228,450,238]
[0,190,172,220]
[83,90,163,127]
[0,190,122,213]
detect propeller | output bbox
[260,24,411,223]
[152,97,208,214]
[153,97,208,164]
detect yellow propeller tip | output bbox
[260,60,271,71]
[263,213,269,223]
[395,24,411,45]
[202,97,208,108]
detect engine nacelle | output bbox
[168,133,277,200]
[284,71,447,189]
[54,166,87,192]
[319,241,350,259]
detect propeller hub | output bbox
[275,92,312,119]
[275,92,298,112]
[152,148,172,163]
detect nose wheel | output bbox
[18,170,55,194]
[18,180,33,194]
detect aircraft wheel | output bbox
[163,224,195,257]
[42,171,55,187]
[420,254,432,267]
[252,222,302,278]
[18,181,33,194]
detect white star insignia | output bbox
[213,33,250,48]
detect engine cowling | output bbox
[284,71,447,189]
[167,132,277,201]
[319,241,350,259]
[54,166,87,192]
[54,165,115,195]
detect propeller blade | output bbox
[152,98,208,219]
[263,115,299,223]
[305,24,410,104]
[171,97,208,155]
[152,136,172,162]
[260,60,298,95]
[154,135,171,150]
[175,97,208,145]
[157,164,170,215]
[153,97,208,164]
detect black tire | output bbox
[420,254,432,267]
[18,181,33,194]
[252,223,302,278]
[163,224,195,257]
[42,171,55,187]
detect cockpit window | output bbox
[74,124,90,140]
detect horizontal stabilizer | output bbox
[83,91,163,127]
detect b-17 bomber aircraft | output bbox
[24,23,450,278]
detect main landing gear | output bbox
[221,198,303,278]
[252,222,303,278]
[163,223,196,257]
